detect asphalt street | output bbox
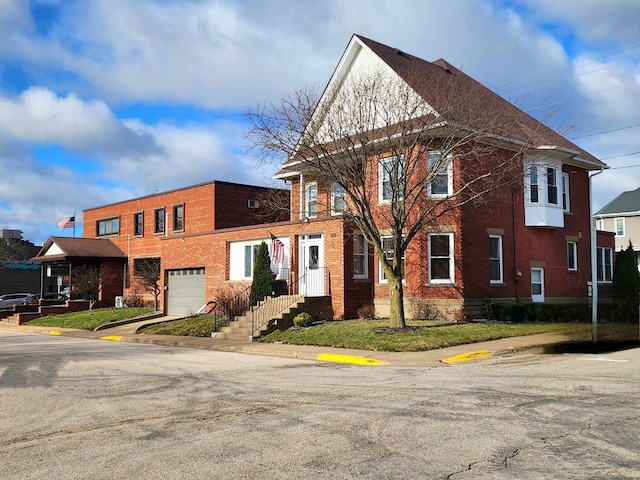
[0,330,638,479]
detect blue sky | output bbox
[1,0,639,244]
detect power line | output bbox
[570,123,640,140]
[491,40,640,95]
[599,151,640,161]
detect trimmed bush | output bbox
[293,312,314,327]
[250,242,274,306]
[486,302,592,323]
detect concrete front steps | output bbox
[214,295,331,342]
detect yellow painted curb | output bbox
[49,331,63,336]
[441,350,491,364]
[317,353,389,366]
[100,335,122,342]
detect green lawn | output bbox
[140,315,215,337]
[259,320,592,352]
[27,308,154,330]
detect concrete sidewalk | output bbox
[0,316,576,366]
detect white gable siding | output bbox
[313,39,434,144]
[44,244,65,256]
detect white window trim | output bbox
[427,151,453,197]
[615,217,625,237]
[353,234,368,279]
[428,232,455,284]
[524,158,564,208]
[528,165,540,204]
[546,166,558,205]
[567,241,577,272]
[378,156,403,204]
[378,235,405,284]
[489,234,503,284]
[561,172,570,212]
[331,181,346,216]
[305,181,318,218]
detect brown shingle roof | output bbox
[356,34,603,166]
[32,237,126,262]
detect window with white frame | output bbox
[379,235,405,283]
[353,233,368,279]
[596,247,613,282]
[244,244,261,278]
[379,156,404,203]
[596,218,604,230]
[615,217,625,236]
[428,151,452,196]
[561,172,570,212]
[567,241,577,271]
[429,233,454,283]
[305,182,318,218]
[489,235,503,283]
[547,167,558,205]
[529,166,539,203]
[331,182,346,214]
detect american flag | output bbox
[58,216,75,230]
[270,233,285,265]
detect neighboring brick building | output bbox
[35,35,615,325]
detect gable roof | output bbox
[32,237,126,262]
[279,34,605,174]
[596,188,640,216]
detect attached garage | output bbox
[166,268,205,316]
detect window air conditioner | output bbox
[248,199,260,209]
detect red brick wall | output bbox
[159,217,351,319]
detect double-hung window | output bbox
[379,235,405,283]
[305,182,318,218]
[615,218,625,237]
[561,173,570,212]
[353,234,368,279]
[529,166,539,203]
[428,151,452,196]
[332,182,346,214]
[429,233,454,283]
[567,241,577,271]
[547,167,558,205]
[154,208,165,234]
[173,204,184,231]
[489,235,503,283]
[133,212,143,236]
[596,247,613,282]
[379,156,404,203]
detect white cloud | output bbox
[0,87,158,154]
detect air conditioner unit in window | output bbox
[248,199,260,209]
[115,296,125,308]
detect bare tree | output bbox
[133,258,161,311]
[71,264,118,310]
[246,65,547,328]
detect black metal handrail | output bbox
[209,284,253,333]
[251,267,329,339]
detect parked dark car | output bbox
[0,293,39,309]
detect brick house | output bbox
[595,187,640,267]
[36,35,614,326]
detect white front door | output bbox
[299,234,324,295]
[531,267,544,302]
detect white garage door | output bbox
[166,268,205,316]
